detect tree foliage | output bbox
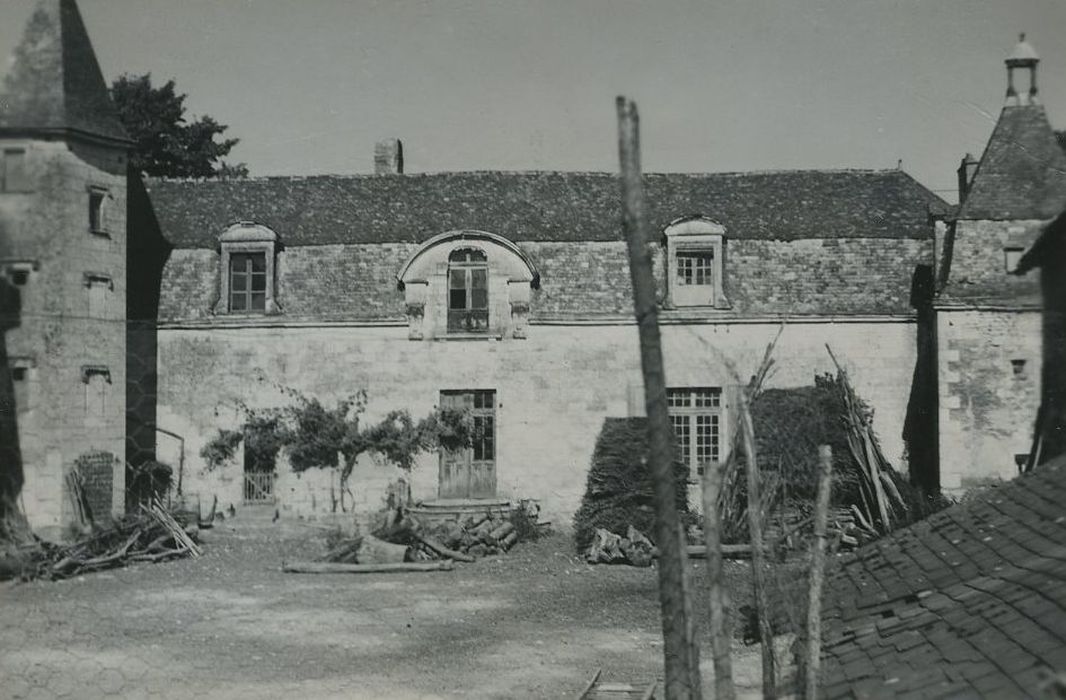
[110,73,248,178]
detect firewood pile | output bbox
[2,500,202,581]
[314,507,537,570]
[585,525,655,566]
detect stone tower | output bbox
[0,0,132,532]
[934,35,1066,491]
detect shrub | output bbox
[572,417,690,553]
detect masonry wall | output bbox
[0,137,127,532]
[936,308,1042,490]
[157,319,918,528]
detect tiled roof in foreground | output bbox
[146,169,947,249]
[819,457,1066,698]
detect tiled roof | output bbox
[145,169,946,249]
[818,457,1066,698]
[0,0,129,144]
[957,105,1066,221]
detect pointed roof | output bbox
[957,104,1066,220]
[0,0,129,145]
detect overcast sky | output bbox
[2,0,1065,200]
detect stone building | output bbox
[147,165,945,524]
[0,0,133,531]
[934,35,1066,491]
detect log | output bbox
[282,560,454,574]
[500,531,518,551]
[357,534,409,564]
[650,544,754,559]
[416,535,475,563]
[487,521,514,541]
[804,445,835,700]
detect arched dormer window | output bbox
[396,230,539,340]
[448,248,489,333]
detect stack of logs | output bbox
[284,509,527,575]
[2,499,202,581]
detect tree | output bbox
[110,73,248,178]
[1057,130,1066,156]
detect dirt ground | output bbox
[1,519,771,699]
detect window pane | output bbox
[231,273,247,292]
[250,272,267,292]
[250,292,266,311]
[250,254,266,272]
[450,269,466,289]
[471,288,488,310]
[471,269,487,289]
[231,294,247,311]
[450,288,467,310]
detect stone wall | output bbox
[938,219,1045,305]
[0,137,128,531]
[157,319,918,528]
[936,308,1042,490]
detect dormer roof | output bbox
[0,0,130,146]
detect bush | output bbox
[572,417,690,553]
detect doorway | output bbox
[439,389,496,498]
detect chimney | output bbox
[374,138,404,175]
[957,153,979,201]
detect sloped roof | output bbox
[0,0,129,144]
[818,458,1066,698]
[146,169,947,249]
[957,105,1066,220]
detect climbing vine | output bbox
[199,387,475,487]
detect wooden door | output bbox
[439,390,496,498]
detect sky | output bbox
[2,0,1065,201]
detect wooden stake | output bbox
[740,392,776,698]
[282,560,454,574]
[804,445,834,699]
[617,95,703,699]
[703,463,735,700]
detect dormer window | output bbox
[88,186,110,236]
[214,223,280,315]
[663,216,728,308]
[447,248,489,333]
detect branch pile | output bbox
[2,500,202,581]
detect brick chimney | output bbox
[957,153,979,202]
[374,139,404,175]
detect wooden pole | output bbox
[740,392,776,698]
[617,95,703,700]
[804,445,834,699]
[703,462,735,699]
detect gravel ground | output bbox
[1,519,769,699]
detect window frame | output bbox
[663,217,728,309]
[87,185,111,237]
[446,247,490,334]
[214,222,280,316]
[667,387,723,477]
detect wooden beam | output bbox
[282,560,455,574]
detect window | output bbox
[667,387,722,475]
[81,365,111,426]
[1,149,28,192]
[1011,358,1028,378]
[215,222,280,315]
[229,252,267,312]
[1004,247,1024,273]
[663,217,727,308]
[447,248,489,333]
[84,273,113,318]
[676,251,716,288]
[88,186,109,235]
[3,261,37,287]
[8,357,33,415]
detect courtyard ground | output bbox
[1,518,769,699]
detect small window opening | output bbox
[1014,453,1030,472]
[2,149,28,192]
[11,367,27,382]
[1011,359,1027,378]
[1004,247,1024,273]
[89,189,107,234]
[10,269,28,286]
